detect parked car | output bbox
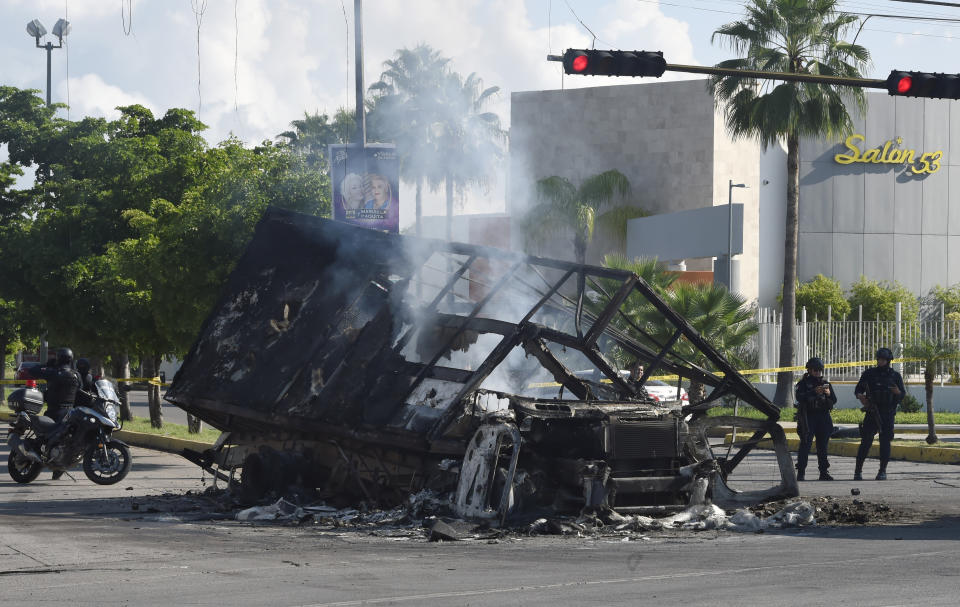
[643,379,688,403]
[15,362,43,382]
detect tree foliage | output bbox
[0,86,330,384]
[793,274,850,320]
[847,276,918,322]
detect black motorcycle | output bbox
[6,379,131,484]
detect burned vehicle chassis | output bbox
[167,208,797,521]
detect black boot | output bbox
[819,471,834,481]
[796,467,805,481]
[853,458,864,481]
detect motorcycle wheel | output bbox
[82,442,132,485]
[8,451,43,484]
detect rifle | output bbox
[861,382,884,431]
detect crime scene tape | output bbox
[0,377,169,387]
[528,356,938,388]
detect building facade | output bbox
[509,79,960,307]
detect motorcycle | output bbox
[6,378,131,484]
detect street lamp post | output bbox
[727,179,747,291]
[26,18,71,107]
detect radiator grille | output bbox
[611,420,678,459]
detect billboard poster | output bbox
[329,143,399,232]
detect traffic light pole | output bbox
[664,63,888,90]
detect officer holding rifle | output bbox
[795,357,837,481]
[854,347,905,481]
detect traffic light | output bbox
[886,70,960,99]
[562,49,666,78]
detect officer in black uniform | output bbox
[76,358,95,392]
[795,357,837,481]
[36,348,81,423]
[854,347,905,481]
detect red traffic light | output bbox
[572,54,589,73]
[897,76,912,94]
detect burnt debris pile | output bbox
[166,207,798,523]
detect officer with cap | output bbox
[854,347,905,481]
[795,357,837,481]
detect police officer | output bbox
[854,347,905,481]
[36,348,81,423]
[76,358,95,392]
[795,357,837,481]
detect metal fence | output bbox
[755,304,960,383]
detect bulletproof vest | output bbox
[865,367,897,407]
[45,365,80,406]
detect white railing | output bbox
[755,303,959,383]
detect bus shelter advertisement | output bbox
[329,144,399,232]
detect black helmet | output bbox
[805,357,824,371]
[76,358,90,374]
[56,347,74,366]
[876,347,894,361]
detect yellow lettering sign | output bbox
[834,134,942,175]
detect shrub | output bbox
[847,276,919,321]
[898,392,922,414]
[794,274,850,320]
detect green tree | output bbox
[929,284,960,322]
[277,108,356,168]
[903,338,958,444]
[368,45,451,236]
[793,274,850,320]
[522,170,646,336]
[521,170,645,267]
[847,276,919,321]
[432,70,506,241]
[710,0,869,406]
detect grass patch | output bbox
[707,406,960,425]
[120,416,220,443]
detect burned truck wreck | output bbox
[166,207,797,521]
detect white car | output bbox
[642,379,688,404]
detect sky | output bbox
[2,0,958,225]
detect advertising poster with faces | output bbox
[329,144,400,233]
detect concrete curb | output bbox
[726,434,960,465]
[2,409,213,454]
[113,430,214,454]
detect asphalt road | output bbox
[2,438,960,606]
[125,389,188,426]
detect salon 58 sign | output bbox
[834,134,942,175]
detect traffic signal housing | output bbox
[562,49,666,78]
[886,70,960,99]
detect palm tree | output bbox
[903,338,958,444]
[659,283,758,403]
[368,45,450,237]
[277,110,353,168]
[710,0,869,406]
[432,71,506,241]
[521,169,646,336]
[521,170,645,266]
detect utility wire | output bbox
[65,0,70,119]
[234,0,239,115]
[122,0,133,35]
[340,0,350,111]
[191,0,207,117]
[887,0,960,7]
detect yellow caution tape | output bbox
[527,356,937,389]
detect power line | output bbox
[636,0,960,39]
[887,0,960,7]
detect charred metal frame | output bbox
[168,210,787,496]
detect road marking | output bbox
[302,548,960,606]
